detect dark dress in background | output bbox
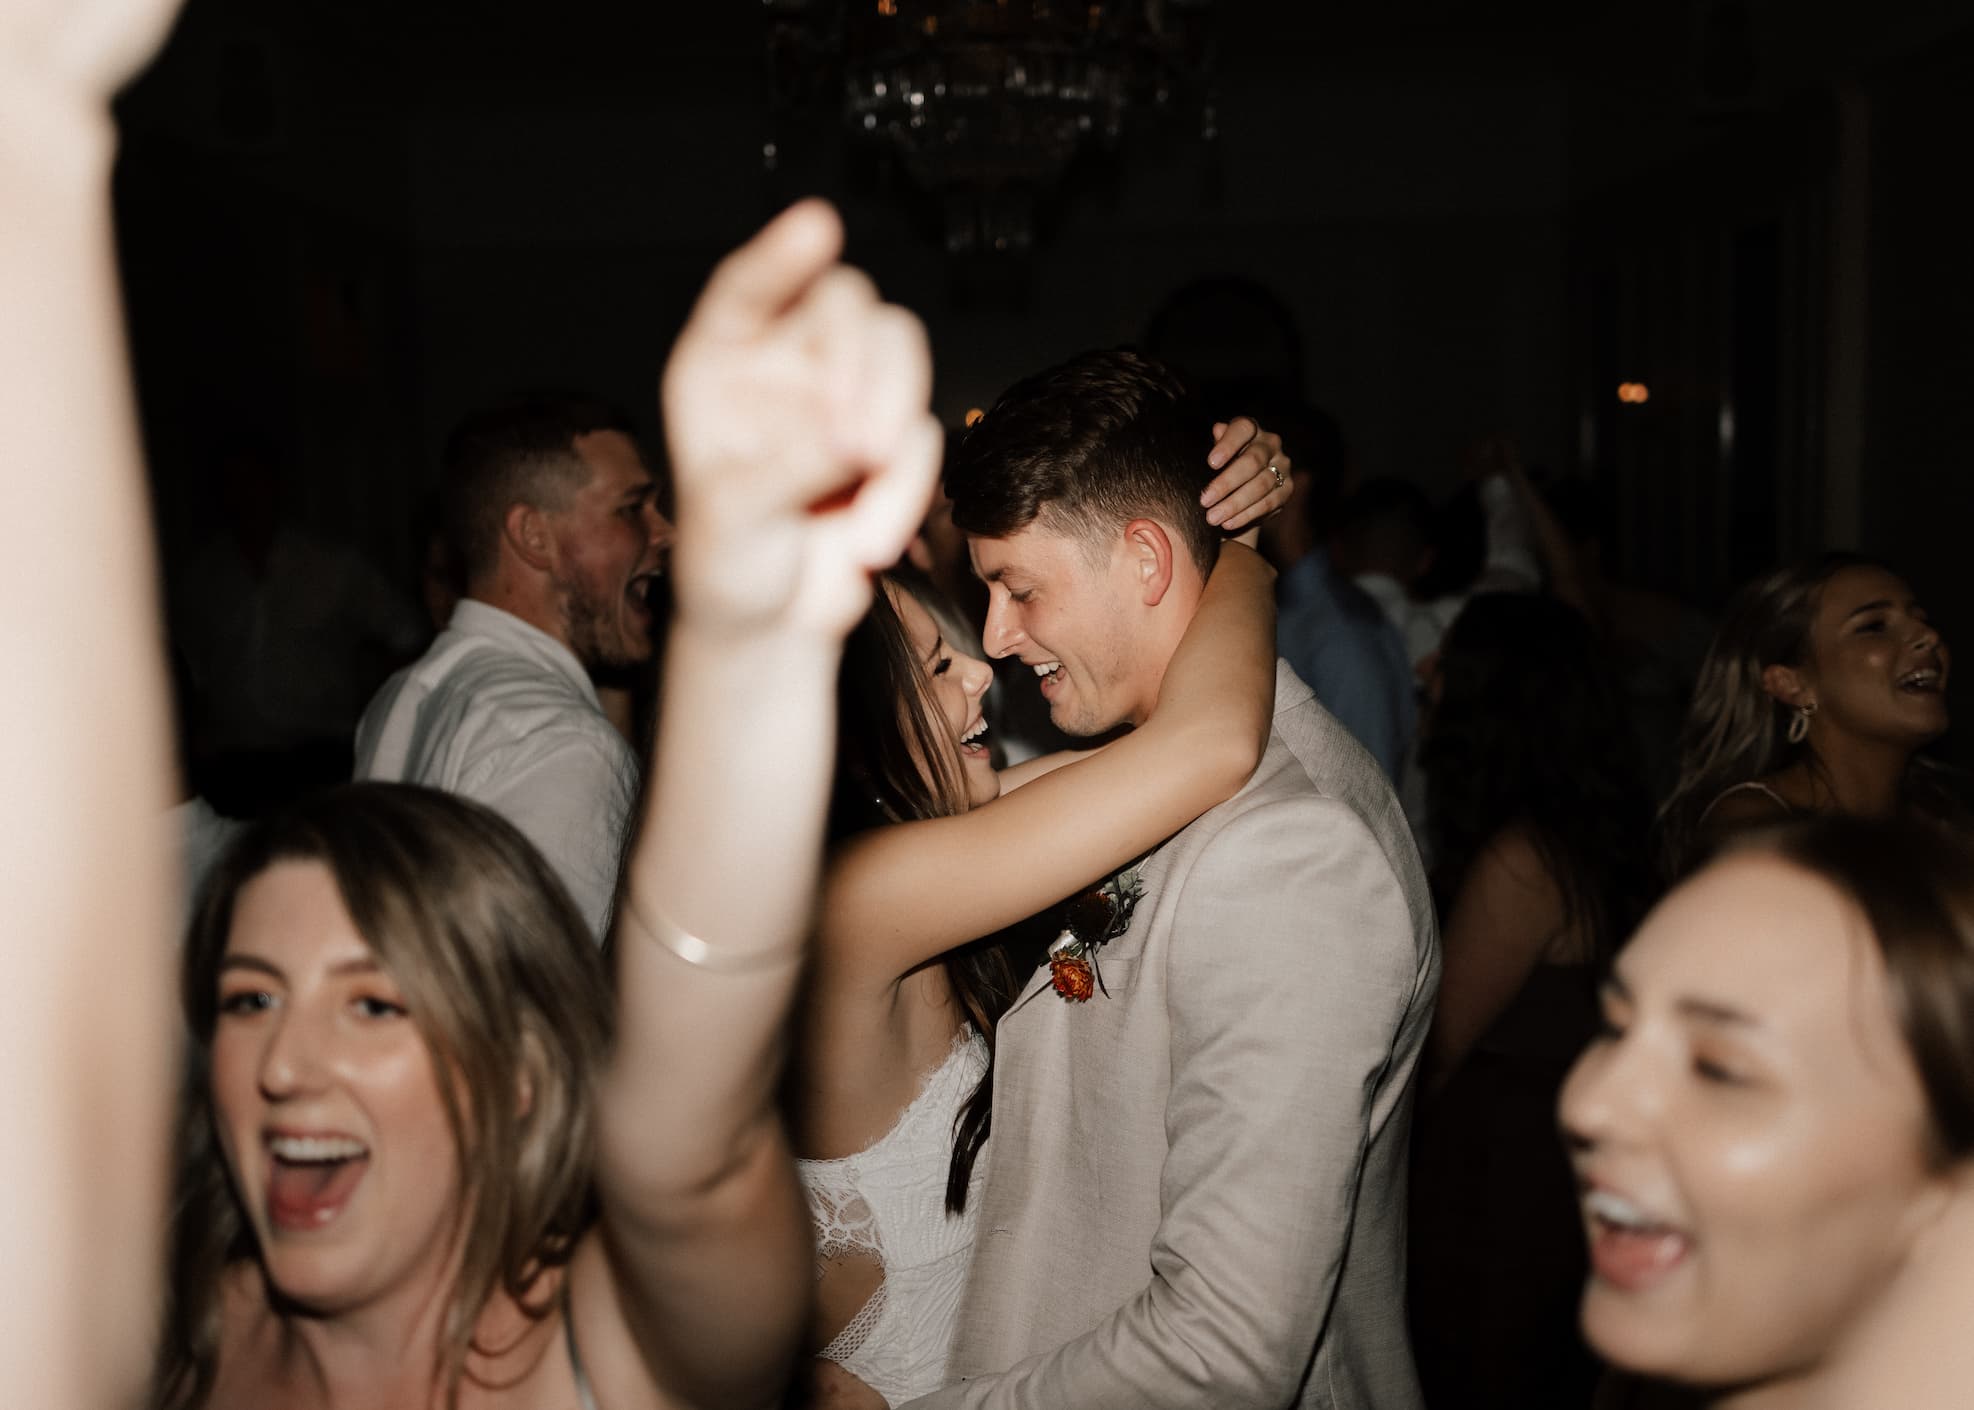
[1408,963,1604,1410]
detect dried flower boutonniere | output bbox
[1047,863,1145,1003]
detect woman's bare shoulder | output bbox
[1461,823,1570,913]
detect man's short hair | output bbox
[945,348,1219,573]
[440,392,637,585]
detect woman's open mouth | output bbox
[1582,1185,1692,1293]
[960,715,989,758]
[266,1132,371,1233]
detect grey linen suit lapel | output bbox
[1005,845,1166,1023]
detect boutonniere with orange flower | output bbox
[1047,863,1145,1003]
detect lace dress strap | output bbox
[795,1028,989,1404]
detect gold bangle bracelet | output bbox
[624,895,807,973]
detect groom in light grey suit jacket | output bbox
[902,350,1439,1410]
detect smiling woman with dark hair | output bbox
[792,434,1287,1402]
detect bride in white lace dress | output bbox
[791,450,1284,1404]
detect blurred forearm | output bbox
[0,79,175,1410]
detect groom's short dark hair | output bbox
[945,348,1219,574]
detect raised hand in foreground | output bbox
[663,198,943,637]
[1,3,185,1407]
[591,199,941,1408]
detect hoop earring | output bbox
[1787,701,1817,745]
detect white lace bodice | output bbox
[797,1028,989,1406]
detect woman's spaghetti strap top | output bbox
[1697,779,1797,826]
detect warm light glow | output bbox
[1617,382,1651,405]
[877,0,897,15]
[964,407,986,427]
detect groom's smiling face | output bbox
[970,522,1144,737]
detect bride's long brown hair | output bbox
[828,571,1048,1214]
[156,784,612,1410]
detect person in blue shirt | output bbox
[1260,407,1415,779]
[1277,548,1415,779]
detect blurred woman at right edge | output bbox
[1565,817,1974,1409]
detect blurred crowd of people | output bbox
[10,5,1974,1410]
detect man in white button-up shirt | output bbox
[354,394,673,938]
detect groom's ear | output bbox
[1122,518,1176,608]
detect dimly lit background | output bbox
[114,0,1973,764]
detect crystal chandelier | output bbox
[766,1,1215,255]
